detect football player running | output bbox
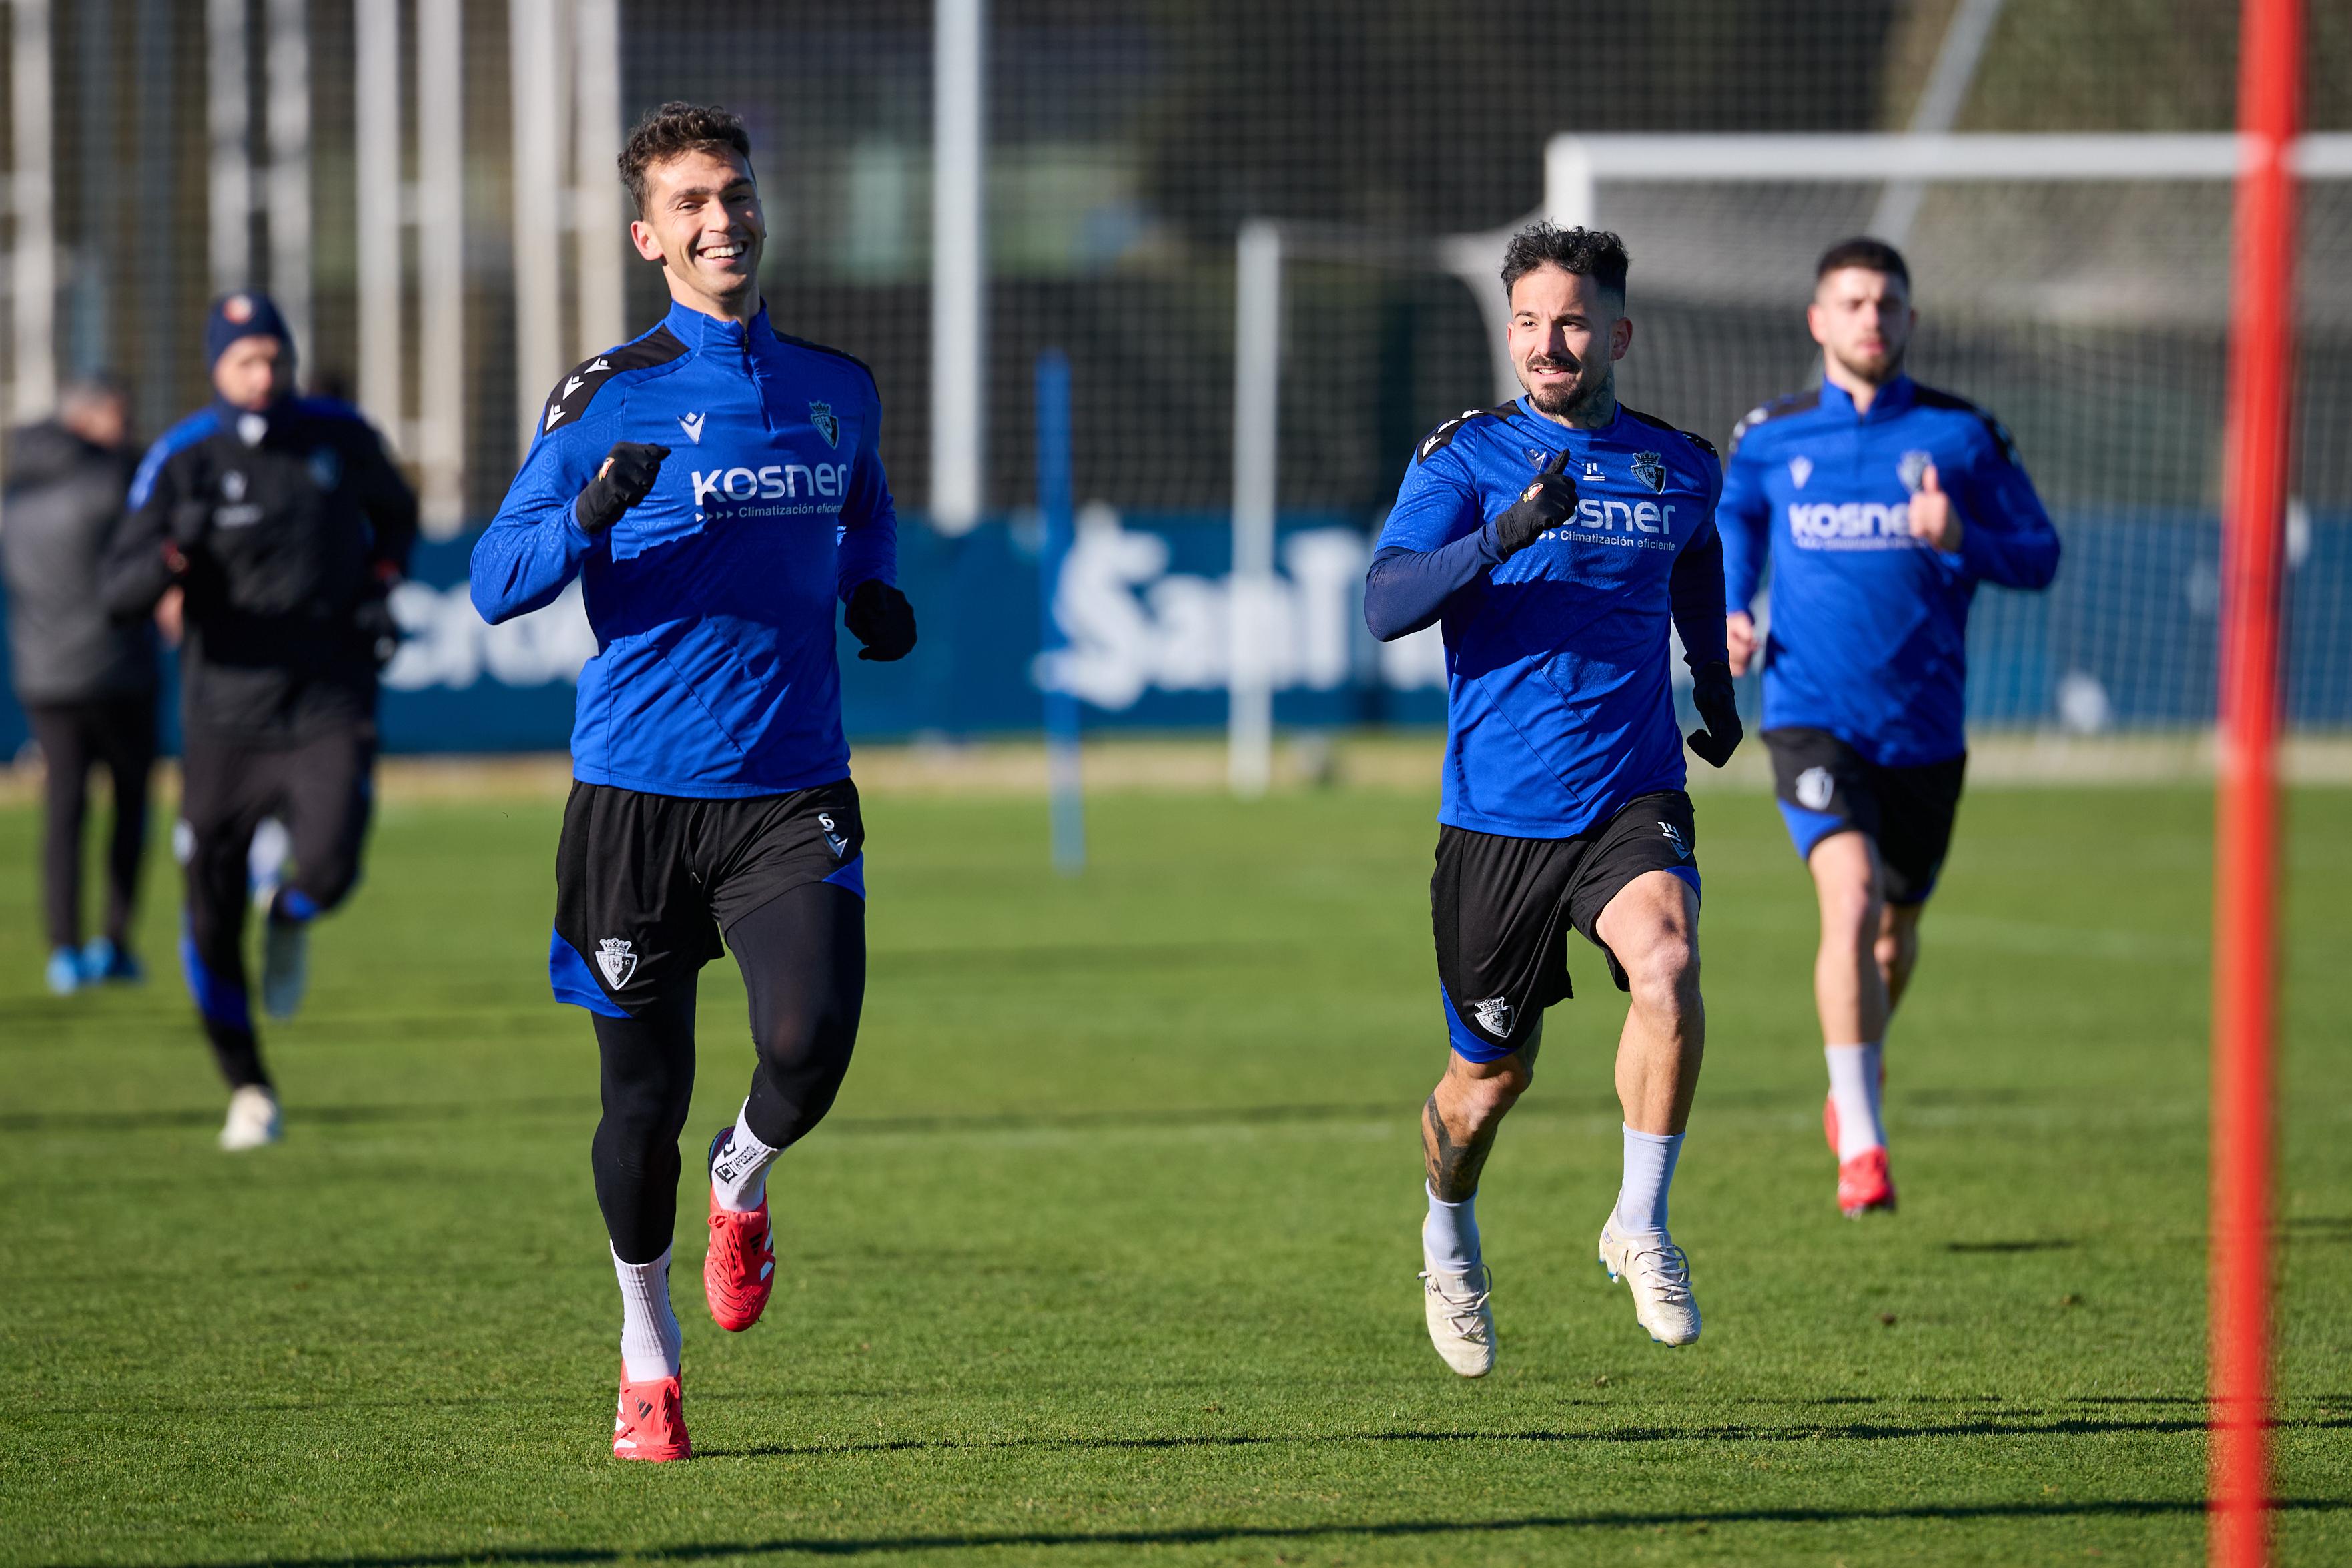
[1717,238,2059,1219]
[1365,224,1742,1373]
[471,103,917,1462]
[103,293,417,1151]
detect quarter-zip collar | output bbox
[661,297,771,356]
[1820,372,1917,422]
[1511,396,1628,449]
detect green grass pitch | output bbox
[3,770,2348,1566]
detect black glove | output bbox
[1488,446,1579,559]
[844,579,917,662]
[354,591,403,669]
[1685,659,1743,768]
[574,442,670,534]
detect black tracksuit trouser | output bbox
[177,725,376,1089]
[27,692,157,953]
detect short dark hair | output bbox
[1815,236,1910,286]
[619,102,753,216]
[1500,222,1631,303]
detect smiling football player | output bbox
[472,101,917,1463]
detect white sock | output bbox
[709,1103,781,1212]
[1421,1184,1481,1275]
[612,1244,682,1383]
[1824,1042,1887,1160]
[1613,1125,1683,1236]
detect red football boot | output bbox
[704,1128,776,1332]
[1836,1146,1898,1218]
[612,1370,691,1461]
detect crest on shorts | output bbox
[818,811,849,859]
[1631,451,1666,493]
[1471,996,1514,1038]
[1796,766,1836,812]
[595,937,638,989]
[809,400,839,448]
[1659,819,1691,861]
[1897,449,1934,493]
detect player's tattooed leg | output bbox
[1422,1035,1538,1202]
[1422,1092,1499,1202]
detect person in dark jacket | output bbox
[103,292,417,1151]
[2,375,154,994]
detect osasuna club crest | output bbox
[1795,767,1836,812]
[808,400,839,448]
[595,937,638,989]
[1631,451,1667,493]
[1897,449,1935,493]
[1472,996,1514,1038]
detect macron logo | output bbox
[677,412,707,444]
[544,404,566,432]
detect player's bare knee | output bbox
[1820,881,1880,950]
[1628,939,1701,1028]
[1443,1056,1531,1120]
[1487,1060,1537,1105]
[1876,917,1919,981]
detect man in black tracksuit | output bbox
[103,293,417,1150]
[2,376,154,993]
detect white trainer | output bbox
[1419,1262,1496,1377]
[1597,1216,1700,1346]
[219,1084,282,1151]
[261,915,309,1020]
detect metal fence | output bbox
[1,1,2349,755]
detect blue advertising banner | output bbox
[1,509,2346,761]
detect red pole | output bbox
[2211,0,2301,1563]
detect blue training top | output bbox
[1366,397,1729,840]
[471,300,897,798]
[1717,375,2060,769]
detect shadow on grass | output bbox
[1944,1239,2078,1254]
[0,1097,599,1135]
[1,1088,1802,1140]
[694,1407,2352,1459]
[81,1497,2348,1567]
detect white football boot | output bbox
[219,1084,283,1151]
[260,915,309,1020]
[1597,1215,1700,1346]
[1419,1262,1496,1377]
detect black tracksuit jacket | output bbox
[103,397,418,745]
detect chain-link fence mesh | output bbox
[3,0,2349,741]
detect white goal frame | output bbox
[1226,131,2352,795]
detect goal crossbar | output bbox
[1546,133,2352,214]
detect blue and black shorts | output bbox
[1765,727,1966,906]
[550,777,865,1016]
[1431,790,1700,1064]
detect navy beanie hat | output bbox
[206,291,293,370]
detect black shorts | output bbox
[1431,791,1699,1063]
[1765,727,1966,905]
[550,779,865,1015]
